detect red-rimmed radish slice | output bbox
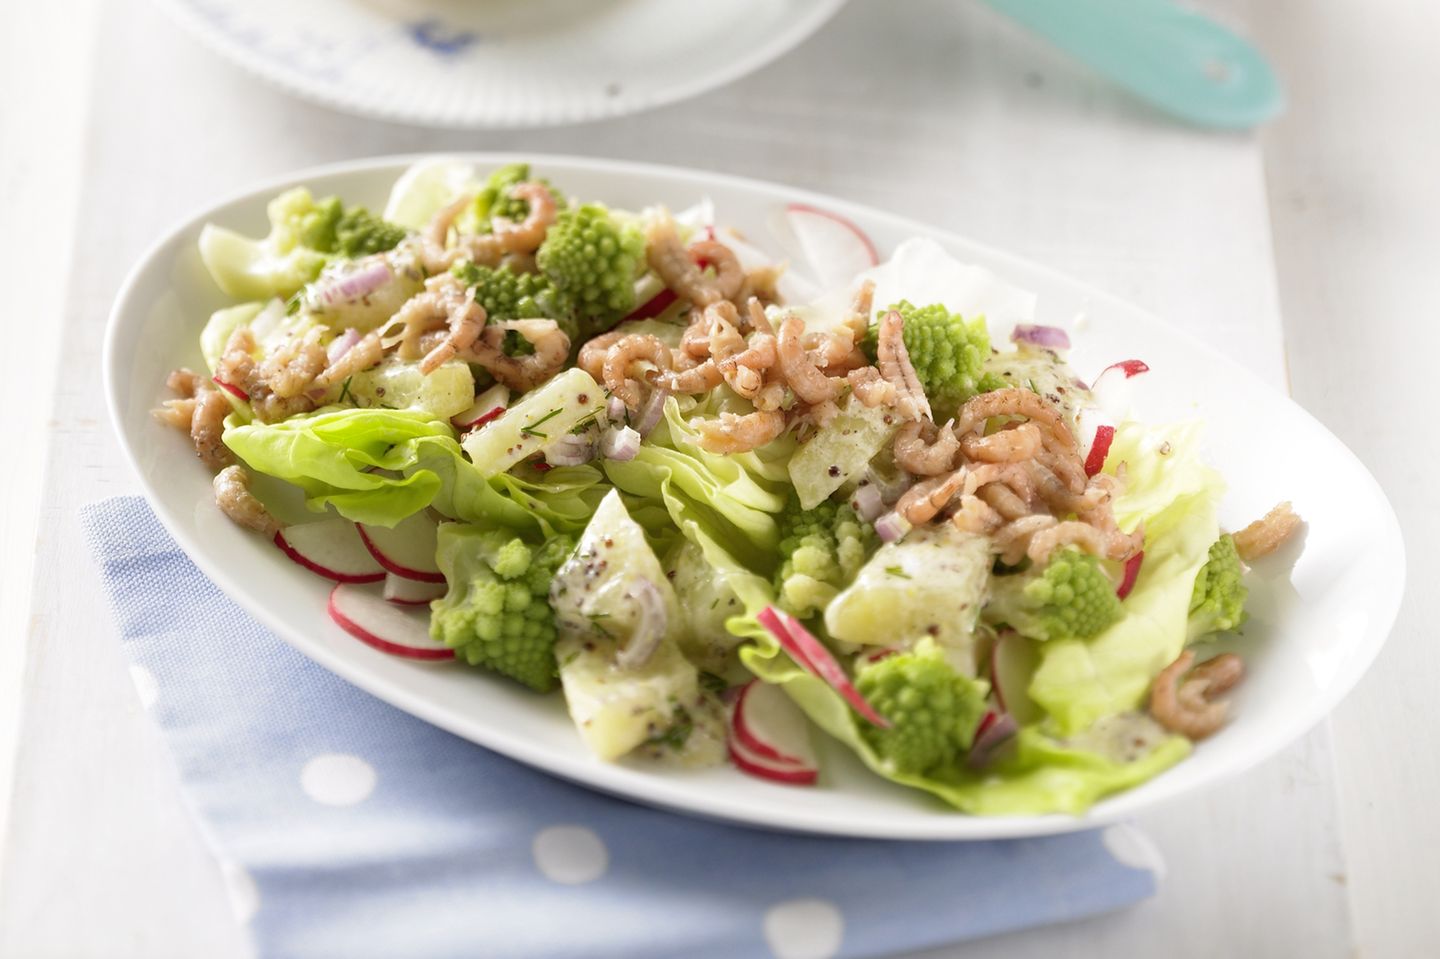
[451,383,510,430]
[990,630,1041,725]
[756,607,889,728]
[384,573,445,607]
[1117,551,1145,599]
[624,287,677,321]
[1084,423,1116,477]
[772,204,879,290]
[1091,358,1150,419]
[715,227,822,305]
[967,712,1019,769]
[727,736,818,786]
[273,518,385,583]
[731,680,817,768]
[212,376,249,401]
[327,583,454,661]
[356,513,443,583]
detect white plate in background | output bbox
[155,0,848,128]
[105,154,1404,839]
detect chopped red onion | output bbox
[865,466,914,505]
[632,387,670,437]
[326,328,362,364]
[543,430,598,467]
[1011,324,1071,351]
[311,260,393,309]
[600,425,641,462]
[616,580,667,670]
[850,483,886,523]
[967,712,1019,768]
[874,511,912,543]
[606,394,628,424]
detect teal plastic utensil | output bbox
[980,0,1283,128]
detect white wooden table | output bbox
[3,0,1435,956]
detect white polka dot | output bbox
[763,897,844,959]
[218,859,260,923]
[128,664,158,709]
[532,825,608,884]
[1103,823,1167,880]
[300,754,376,806]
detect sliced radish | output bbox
[212,376,249,402]
[727,736,818,786]
[451,383,510,430]
[384,573,445,607]
[327,583,454,661]
[778,204,878,290]
[1090,358,1150,419]
[731,680,817,768]
[1117,550,1145,599]
[273,519,385,584]
[967,712,1019,769]
[756,607,889,728]
[357,513,443,583]
[990,630,1041,725]
[624,287,677,321]
[1084,423,1116,477]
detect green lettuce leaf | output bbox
[224,407,607,534]
[1028,421,1223,734]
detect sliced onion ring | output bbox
[326,328,362,364]
[1011,324,1071,351]
[311,260,392,309]
[600,425,641,462]
[874,511,912,544]
[615,579,667,670]
[632,387,670,438]
[543,431,598,467]
[967,712,1019,768]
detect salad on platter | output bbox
[153,159,1304,815]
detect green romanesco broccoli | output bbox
[984,548,1122,643]
[773,495,877,619]
[473,162,565,226]
[1188,534,1248,641]
[431,524,576,692]
[854,639,989,776]
[864,300,990,419]
[294,194,409,258]
[450,262,576,350]
[537,203,646,338]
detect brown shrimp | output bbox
[778,315,843,404]
[213,465,280,537]
[687,240,744,303]
[951,495,1004,535]
[190,388,235,470]
[578,330,627,383]
[893,419,960,476]
[875,310,931,422]
[1025,519,1142,564]
[484,182,556,255]
[961,421,1043,464]
[313,332,383,391]
[753,379,790,413]
[735,264,782,308]
[693,409,786,454]
[1149,650,1244,740]
[419,287,486,374]
[153,368,202,430]
[977,482,1031,521]
[745,297,775,336]
[847,366,895,408]
[717,333,777,399]
[462,319,570,393]
[955,388,1075,455]
[895,469,968,525]
[1232,502,1302,561]
[659,359,723,394]
[993,515,1060,565]
[415,194,479,273]
[602,334,673,409]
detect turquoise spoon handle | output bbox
[980,0,1283,128]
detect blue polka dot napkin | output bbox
[82,497,1161,959]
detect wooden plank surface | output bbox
[0,0,1370,956]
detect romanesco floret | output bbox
[536,203,645,338]
[863,300,990,418]
[774,495,877,618]
[984,548,1122,643]
[854,639,989,776]
[431,526,576,692]
[474,163,565,226]
[1188,534,1248,641]
[451,261,573,331]
[292,194,408,258]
